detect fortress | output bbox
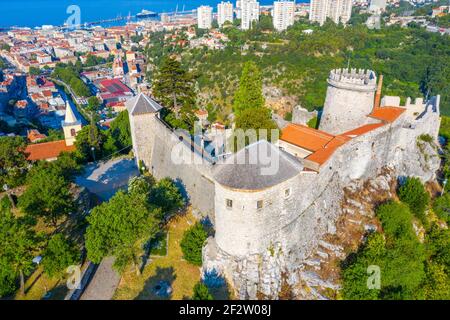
[128,68,441,299]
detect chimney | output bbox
[374,74,383,109]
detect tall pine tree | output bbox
[233,61,265,116]
[152,57,196,118]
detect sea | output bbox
[0,0,307,29]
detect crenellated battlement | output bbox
[328,68,377,90]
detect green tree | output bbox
[192,282,213,300]
[233,61,265,116]
[234,107,279,148]
[85,191,161,275]
[150,178,184,216]
[19,167,74,227]
[342,201,427,300]
[398,177,430,226]
[87,96,101,111]
[425,225,450,274]
[128,175,155,200]
[421,262,450,300]
[0,257,16,297]
[153,57,197,117]
[42,234,79,279]
[0,211,39,296]
[432,193,450,224]
[29,66,41,76]
[0,136,28,188]
[74,122,105,162]
[108,111,132,151]
[180,222,208,266]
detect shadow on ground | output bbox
[135,267,176,300]
[75,158,139,201]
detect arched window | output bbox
[70,128,76,137]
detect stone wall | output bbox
[130,112,216,218]
[203,98,441,299]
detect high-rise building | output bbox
[241,0,260,30]
[236,0,242,19]
[218,1,234,27]
[369,0,387,12]
[309,0,352,26]
[197,5,213,29]
[273,1,296,32]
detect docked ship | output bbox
[136,9,158,19]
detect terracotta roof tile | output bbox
[25,140,76,161]
[342,123,385,137]
[280,124,335,152]
[305,135,350,165]
[369,107,405,123]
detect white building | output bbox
[197,5,213,29]
[273,1,296,32]
[369,0,387,12]
[241,0,260,30]
[236,0,242,19]
[310,0,353,26]
[218,1,234,27]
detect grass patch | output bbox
[113,210,202,300]
[149,231,168,257]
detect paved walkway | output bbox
[75,157,139,300]
[80,257,121,300]
[75,157,139,201]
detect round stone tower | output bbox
[319,68,377,135]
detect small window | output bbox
[285,188,291,198]
[226,199,233,209]
[70,128,76,137]
[257,200,263,210]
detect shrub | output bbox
[0,257,17,298]
[180,222,208,266]
[376,201,416,241]
[398,177,430,225]
[150,178,184,216]
[432,193,450,224]
[192,282,213,300]
[307,116,318,129]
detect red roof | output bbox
[342,123,385,137]
[27,130,47,143]
[25,140,76,161]
[369,107,405,123]
[280,124,335,152]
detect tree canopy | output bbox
[85,190,161,274]
[180,222,208,266]
[233,61,265,116]
[152,56,197,129]
[0,210,39,296]
[0,136,28,188]
[42,234,79,279]
[19,166,74,227]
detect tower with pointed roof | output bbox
[62,101,82,146]
[127,93,163,170]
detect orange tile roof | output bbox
[25,140,76,161]
[280,124,335,152]
[305,135,351,165]
[342,123,385,137]
[195,109,208,116]
[369,107,405,123]
[27,130,47,143]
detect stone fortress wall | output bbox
[129,111,216,217]
[129,69,441,299]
